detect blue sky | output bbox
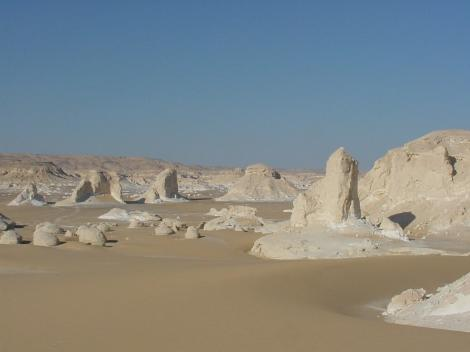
[1,1,469,170]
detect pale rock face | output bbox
[128,219,146,228]
[359,130,470,236]
[33,230,59,247]
[76,225,107,246]
[36,222,64,235]
[8,183,46,206]
[291,148,361,228]
[217,164,298,202]
[154,223,175,235]
[185,226,200,239]
[386,288,427,315]
[0,230,22,245]
[161,218,186,232]
[207,206,257,218]
[143,168,180,203]
[204,206,264,232]
[0,213,15,231]
[98,208,161,223]
[56,170,124,205]
[376,217,408,241]
[94,223,115,233]
[385,272,470,332]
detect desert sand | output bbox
[1,197,470,351]
[2,130,470,350]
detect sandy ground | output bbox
[1,197,470,351]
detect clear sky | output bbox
[1,1,469,170]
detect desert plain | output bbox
[1,130,470,351]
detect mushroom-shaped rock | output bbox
[0,230,22,245]
[185,226,200,239]
[0,213,15,231]
[33,230,59,247]
[55,170,124,206]
[8,183,46,206]
[77,225,107,246]
[142,168,181,203]
[154,223,175,236]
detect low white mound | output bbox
[251,227,464,260]
[8,183,46,206]
[0,230,22,245]
[385,272,470,332]
[161,218,187,232]
[76,225,107,246]
[0,213,16,231]
[98,208,161,223]
[204,205,264,232]
[33,229,59,247]
[141,168,185,203]
[360,130,470,237]
[216,164,298,202]
[185,226,200,239]
[154,223,175,235]
[55,170,124,206]
[36,222,65,235]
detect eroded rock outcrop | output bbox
[385,272,470,332]
[8,183,46,206]
[77,225,107,246]
[98,208,161,224]
[291,148,361,228]
[185,226,201,239]
[360,130,470,237]
[55,170,124,206]
[217,164,298,202]
[0,230,22,245]
[142,168,182,203]
[204,205,264,232]
[154,223,175,235]
[0,214,15,231]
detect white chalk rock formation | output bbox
[142,168,182,203]
[161,218,187,232]
[0,230,22,245]
[360,130,470,237]
[185,226,200,239]
[93,222,115,233]
[375,217,409,241]
[98,208,161,223]
[386,288,427,315]
[0,214,15,231]
[217,164,298,202]
[33,229,59,247]
[56,170,124,206]
[204,205,264,232]
[154,223,175,235]
[8,183,46,206]
[385,272,470,332]
[291,148,361,228]
[77,225,107,246]
[36,222,65,235]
